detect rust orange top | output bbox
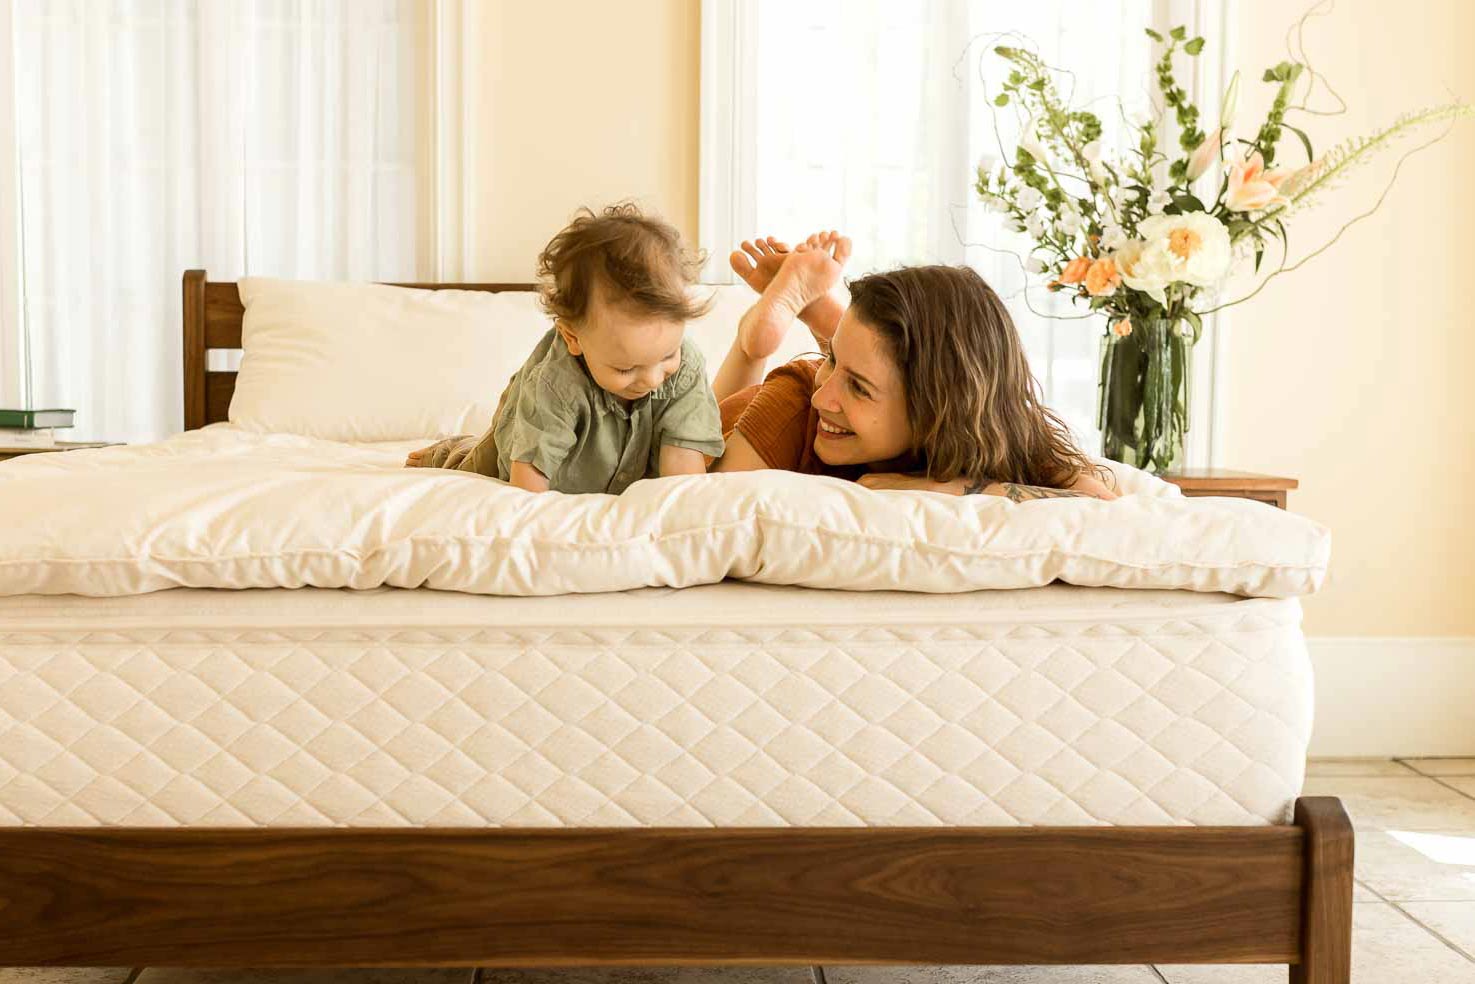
[718,358,862,481]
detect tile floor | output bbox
[4,758,1474,984]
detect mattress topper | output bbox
[0,426,1330,599]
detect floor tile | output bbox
[1300,776,1475,830]
[137,973,467,984]
[1306,758,1417,777]
[1404,758,1475,777]
[1153,964,1280,983]
[1354,881,1379,901]
[1401,902,1475,960]
[0,973,134,984]
[1354,829,1475,901]
[477,973,809,984]
[825,965,1160,983]
[1159,902,1475,982]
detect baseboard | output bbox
[1307,637,1475,757]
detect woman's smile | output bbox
[816,416,854,438]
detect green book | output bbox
[0,408,75,429]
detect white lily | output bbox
[1220,71,1241,129]
[1018,115,1051,166]
[1186,127,1223,181]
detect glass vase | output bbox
[1097,316,1191,474]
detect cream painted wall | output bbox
[461,0,701,281]
[455,0,1472,639]
[1220,0,1475,637]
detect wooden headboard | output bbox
[181,271,539,430]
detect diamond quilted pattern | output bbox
[0,595,1312,827]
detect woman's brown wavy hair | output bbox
[846,265,1107,490]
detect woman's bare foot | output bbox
[728,236,792,293]
[738,232,852,360]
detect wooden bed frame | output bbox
[0,272,1354,981]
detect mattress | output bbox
[0,581,1312,828]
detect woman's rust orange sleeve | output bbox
[725,359,818,471]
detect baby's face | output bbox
[558,297,685,402]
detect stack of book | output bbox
[0,408,76,449]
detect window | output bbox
[2,0,428,441]
[702,0,1228,462]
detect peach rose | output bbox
[1084,257,1121,297]
[1225,151,1290,212]
[1058,256,1092,284]
[1111,318,1133,338]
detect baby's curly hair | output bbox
[537,202,710,327]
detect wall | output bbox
[1220,0,1475,639]
[456,1,1474,750]
[462,0,702,280]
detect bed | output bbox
[0,272,1351,981]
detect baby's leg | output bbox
[711,233,852,403]
[405,377,513,473]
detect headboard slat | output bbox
[182,271,538,431]
[204,282,245,349]
[205,372,236,426]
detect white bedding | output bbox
[0,581,1312,827]
[2,426,1327,599]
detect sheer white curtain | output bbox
[701,0,1226,459]
[3,0,427,442]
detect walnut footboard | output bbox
[0,798,1351,980]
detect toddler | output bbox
[406,204,723,493]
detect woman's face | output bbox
[810,310,913,468]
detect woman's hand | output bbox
[857,473,968,494]
[858,472,1113,500]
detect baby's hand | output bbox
[404,445,435,467]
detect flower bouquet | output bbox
[975,23,1470,473]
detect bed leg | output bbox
[1289,796,1354,984]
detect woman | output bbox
[712,232,1115,500]
[409,231,1114,501]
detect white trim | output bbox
[1307,637,1475,758]
[1160,0,1231,468]
[697,0,756,284]
[430,0,470,282]
[0,0,25,408]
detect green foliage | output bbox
[1152,29,1205,159]
[1252,62,1307,164]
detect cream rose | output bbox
[1113,239,1175,306]
[1136,212,1232,287]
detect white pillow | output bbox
[230,279,802,442]
[231,278,554,442]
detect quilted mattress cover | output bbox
[0,581,1312,828]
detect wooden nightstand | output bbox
[0,441,116,464]
[1160,469,1299,509]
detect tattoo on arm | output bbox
[1000,483,1090,503]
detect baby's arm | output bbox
[508,460,551,492]
[659,444,707,477]
[651,345,726,480]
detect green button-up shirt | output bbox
[430,329,724,494]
